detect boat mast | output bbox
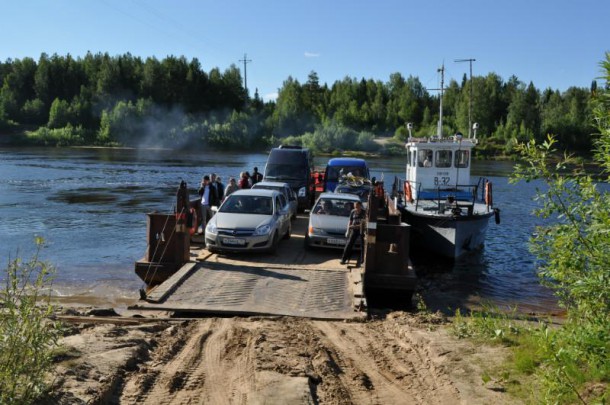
[437,64,444,137]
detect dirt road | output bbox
[48,311,518,404]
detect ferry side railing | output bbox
[392,175,499,221]
[393,176,489,215]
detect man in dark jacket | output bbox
[198,175,218,235]
[340,201,366,267]
[209,173,222,206]
[215,176,225,202]
[251,167,263,185]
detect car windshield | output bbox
[312,198,354,217]
[327,166,366,181]
[219,195,273,215]
[253,185,282,194]
[264,164,305,181]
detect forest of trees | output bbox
[0,52,602,156]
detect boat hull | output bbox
[400,206,494,260]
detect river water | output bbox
[0,146,561,312]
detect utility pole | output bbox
[239,53,252,97]
[455,58,476,137]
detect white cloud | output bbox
[304,52,320,58]
[264,92,278,102]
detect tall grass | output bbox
[452,302,524,345]
[0,238,63,404]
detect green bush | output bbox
[25,124,86,146]
[277,122,382,154]
[504,53,610,404]
[0,238,63,404]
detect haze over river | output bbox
[0,147,562,312]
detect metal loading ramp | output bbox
[132,259,365,320]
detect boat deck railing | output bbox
[392,176,492,215]
[406,136,478,145]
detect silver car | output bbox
[251,181,298,219]
[304,192,361,249]
[205,189,291,253]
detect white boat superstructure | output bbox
[396,64,499,259]
[399,134,497,259]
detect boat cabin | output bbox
[405,135,476,200]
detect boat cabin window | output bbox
[435,150,452,168]
[418,149,433,167]
[455,150,470,168]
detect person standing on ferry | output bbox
[215,175,225,203]
[341,201,366,267]
[209,173,222,206]
[198,175,218,235]
[251,166,263,185]
[224,177,239,198]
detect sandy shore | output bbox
[44,295,522,405]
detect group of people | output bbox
[197,167,264,235]
[235,166,263,190]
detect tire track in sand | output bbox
[118,318,258,405]
[312,320,461,404]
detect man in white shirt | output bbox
[198,175,217,237]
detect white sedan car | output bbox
[251,181,298,219]
[304,192,361,250]
[205,189,291,253]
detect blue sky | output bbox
[1,0,608,101]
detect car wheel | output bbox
[283,223,291,240]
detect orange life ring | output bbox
[484,181,493,206]
[404,180,413,203]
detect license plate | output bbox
[222,237,246,246]
[327,238,346,245]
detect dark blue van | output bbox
[324,157,370,192]
[263,146,314,212]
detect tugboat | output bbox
[396,66,499,260]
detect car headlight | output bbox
[308,226,324,235]
[254,224,271,235]
[206,222,217,234]
[298,187,306,197]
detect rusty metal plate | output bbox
[133,262,362,320]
